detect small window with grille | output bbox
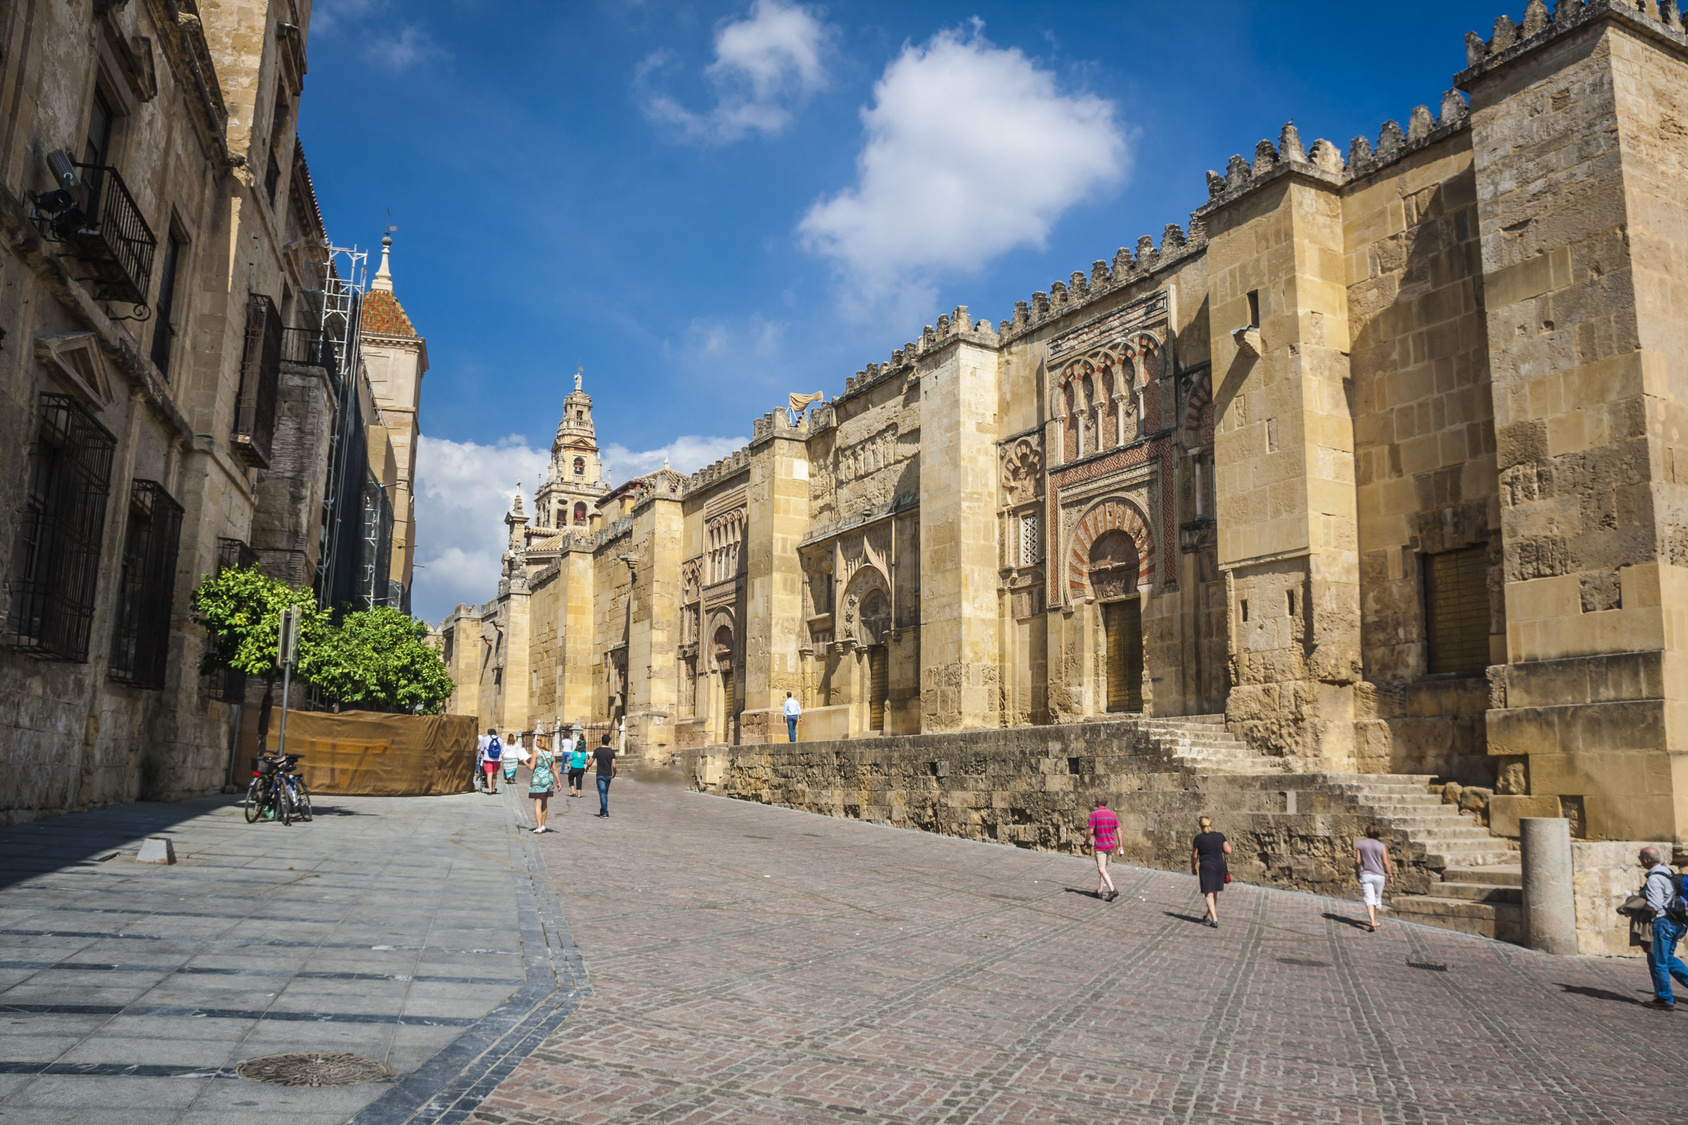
[1424,547,1490,675]
[1019,514,1039,567]
[5,394,117,662]
[109,480,184,689]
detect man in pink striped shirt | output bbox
[1086,795,1122,901]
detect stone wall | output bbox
[685,719,1446,900]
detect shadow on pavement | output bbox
[1555,983,1642,1005]
[1322,911,1372,931]
[0,795,237,892]
[1061,887,1107,900]
[1164,911,1211,926]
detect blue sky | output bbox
[296,0,1512,621]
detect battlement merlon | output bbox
[1457,0,1688,87]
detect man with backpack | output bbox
[481,728,504,795]
[1640,845,1688,1010]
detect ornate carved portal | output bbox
[1066,498,1155,603]
[1088,530,1139,600]
[840,565,892,649]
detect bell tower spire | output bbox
[534,368,606,531]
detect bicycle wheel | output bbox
[295,779,313,822]
[244,778,263,823]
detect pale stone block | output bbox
[1491,794,1563,838]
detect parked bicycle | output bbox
[243,753,312,824]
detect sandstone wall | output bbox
[687,720,1445,900]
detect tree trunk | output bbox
[256,681,274,756]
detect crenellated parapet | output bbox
[685,445,752,495]
[995,222,1207,346]
[1459,1,1688,84]
[1195,97,1472,219]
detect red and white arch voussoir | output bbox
[1066,497,1155,602]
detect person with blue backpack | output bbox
[479,727,504,795]
[1640,845,1688,1011]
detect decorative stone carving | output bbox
[1001,438,1044,504]
[840,565,892,648]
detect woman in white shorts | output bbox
[1356,824,1393,932]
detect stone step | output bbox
[1373,819,1495,837]
[1389,895,1521,942]
[1435,881,1523,904]
[1443,864,1523,886]
[1367,803,1466,817]
[1431,844,1525,861]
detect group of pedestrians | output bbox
[1082,796,1391,932]
[474,725,622,829]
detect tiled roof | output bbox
[362,289,417,337]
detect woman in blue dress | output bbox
[529,740,557,834]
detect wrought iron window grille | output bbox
[29,161,156,319]
[109,480,184,689]
[232,294,282,467]
[5,394,117,661]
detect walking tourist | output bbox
[1356,824,1393,932]
[1191,816,1232,928]
[568,735,589,798]
[1085,795,1121,901]
[1640,845,1688,1010]
[783,692,802,742]
[482,729,504,795]
[475,727,497,792]
[528,738,557,833]
[593,734,617,818]
[502,730,524,786]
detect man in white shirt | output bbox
[1641,845,1688,1010]
[782,692,802,743]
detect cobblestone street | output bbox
[1,775,1684,1124]
[479,772,1684,1125]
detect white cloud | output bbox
[799,24,1128,317]
[411,431,745,624]
[366,25,445,71]
[600,435,747,484]
[309,0,383,33]
[412,434,548,624]
[641,0,831,143]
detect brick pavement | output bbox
[0,789,582,1125]
[474,770,1686,1125]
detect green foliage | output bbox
[311,605,455,714]
[192,569,453,713]
[191,566,329,683]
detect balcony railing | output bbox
[232,294,282,468]
[31,162,157,313]
[280,327,340,385]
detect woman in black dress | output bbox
[1191,816,1232,928]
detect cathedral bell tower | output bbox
[534,369,607,530]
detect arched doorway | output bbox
[1090,530,1142,713]
[712,624,736,744]
[859,589,891,731]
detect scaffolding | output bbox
[312,244,368,612]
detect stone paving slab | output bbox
[468,773,1686,1125]
[0,787,584,1125]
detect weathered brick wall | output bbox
[686,720,1443,899]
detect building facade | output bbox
[440,2,1688,851]
[0,0,421,823]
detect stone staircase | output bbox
[1141,715,1524,942]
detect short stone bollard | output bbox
[136,837,176,865]
[1520,817,1575,955]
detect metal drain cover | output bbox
[235,1052,395,1087]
